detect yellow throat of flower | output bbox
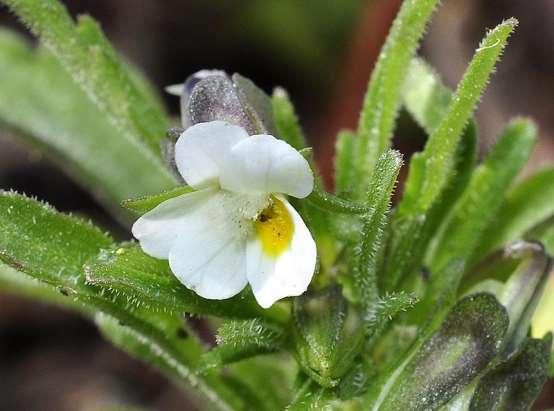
[254,196,294,257]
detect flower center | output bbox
[254,196,294,257]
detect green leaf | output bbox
[0,29,176,215]
[429,118,536,276]
[356,150,403,305]
[292,287,364,388]
[402,18,518,214]
[470,335,551,411]
[471,166,554,265]
[199,319,285,372]
[353,0,440,199]
[271,87,306,150]
[383,58,479,293]
[334,130,357,198]
[84,243,280,321]
[122,186,195,215]
[367,293,509,410]
[0,190,113,289]
[1,0,172,161]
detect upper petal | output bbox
[132,188,217,259]
[175,121,249,188]
[219,134,313,198]
[246,197,317,308]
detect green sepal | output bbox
[292,286,364,388]
[122,186,195,215]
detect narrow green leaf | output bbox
[430,119,536,275]
[403,18,518,213]
[2,0,173,171]
[199,319,285,372]
[471,166,554,265]
[356,150,403,305]
[0,29,176,214]
[122,186,195,215]
[470,336,551,411]
[334,130,357,198]
[353,0,440,199]
[367,293,509,411]
[0,190,113,289]
[84,243,279,321]
[384,58,478,292]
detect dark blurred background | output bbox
[0,1,553,409]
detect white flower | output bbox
[132,120,317,308]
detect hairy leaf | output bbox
[353,0,439,199]
[402,19,518,214]
[356,150,403,306]
[384,58,478,292]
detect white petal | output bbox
[246,198,316,308]
[132,188,217,259]
[175,121,248,188]
[219,134,313,198]
[168,192,248,299]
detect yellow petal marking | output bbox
[254,196,294,257]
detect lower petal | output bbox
[246,198,316,308]
[168,192,249,300]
